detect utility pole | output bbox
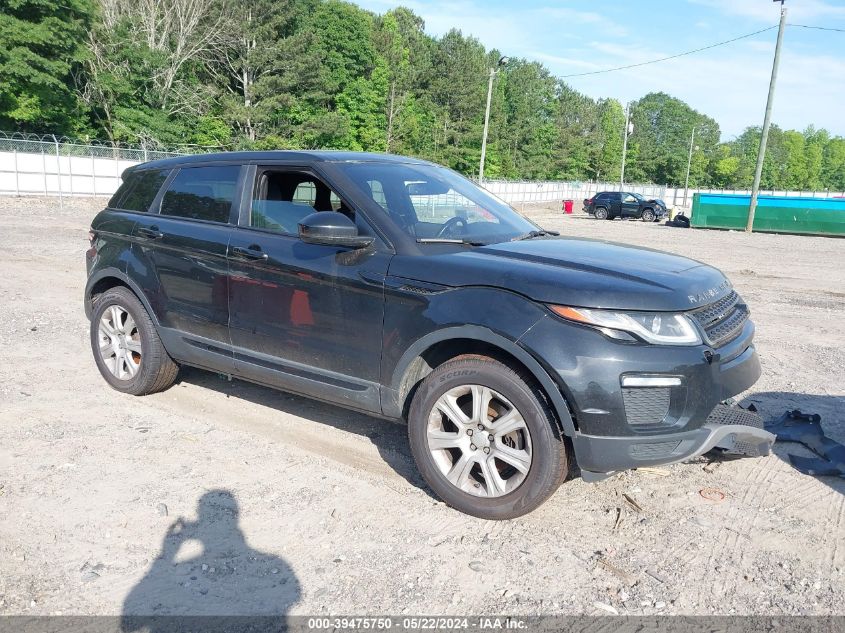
[684,126,696,207]
[746,2,787,233]
[620,103,633,190]
[479,56,509,182]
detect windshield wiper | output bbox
[416,238,486,246]
[511,229,560,241]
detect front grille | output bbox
[691,290,749,347]
[622,387,671,425]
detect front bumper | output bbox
[518,312,764,476]
[574,405,775,480]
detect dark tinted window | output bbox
[160,165,240,223]
[110,170,167,212]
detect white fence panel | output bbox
[3,143,845,203]
[0,150,144,197]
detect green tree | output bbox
[373,8,432,154]
[428,29,488,172]
[710,144,739,187]
[626,92,719,186]
[0,0,93,133]
[822,138,845,191]
[803,126,828,191]
[551,84,599,180]
[78,0,225,145]
[212,0,320,143]
[594,99,625,182]
[498,60,556,179]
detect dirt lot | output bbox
[1,196,843,617]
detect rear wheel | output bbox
[91,286,178,395]
[641,208,656,222]
[594,207,609,220]
[408,356,568,519]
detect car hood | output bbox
[391,237,732,311]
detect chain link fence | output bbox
[0,131,216,201]
[0,131,215,161]
[2,131,843,207]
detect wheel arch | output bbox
[85,268,159,327]
[385,326,576,436]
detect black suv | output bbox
[583,191,668,221]
[85,152,771,519]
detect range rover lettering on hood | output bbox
[687,279,733,305]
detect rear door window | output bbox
[159,165,241,223]
[110,170,167,212]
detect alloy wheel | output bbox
[97,304,142,380]
[426,385,533,497]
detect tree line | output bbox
[2,0,845,189]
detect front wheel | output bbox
[408,356,568,519]
[594,207,609,220]
[641,208,655,222]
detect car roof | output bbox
[130,150,435,172]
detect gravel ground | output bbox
[0,196,843,617]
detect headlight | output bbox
[549,305,702,345]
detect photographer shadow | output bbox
[122,490,299,632]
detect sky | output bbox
[353,0,845,140]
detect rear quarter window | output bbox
[159,165,241,223]
[109,170,168,212]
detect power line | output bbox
[788,23,845,33]
[560,25,778,78]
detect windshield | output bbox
[632,192,645,201]
[336,162,537,244]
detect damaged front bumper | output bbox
[575,404,776,482]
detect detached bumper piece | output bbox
[766,409,845,478]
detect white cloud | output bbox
[689,0,845,22]
[529,52,603,70]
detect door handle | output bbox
[137,226,164,240]
[232,245,268,260]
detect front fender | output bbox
[379,283,577,435]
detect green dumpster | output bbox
[691,193,845,236]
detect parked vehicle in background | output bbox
[85,151,769,519]
[583,191,668,221]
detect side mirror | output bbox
[298,212,374,249]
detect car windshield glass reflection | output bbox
[338,162,537,245]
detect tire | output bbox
[90,286,179,395]
[594,207,609,220]
[641,208,655,222]
[407,356,568,519]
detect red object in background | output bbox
[563,199,574,214]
